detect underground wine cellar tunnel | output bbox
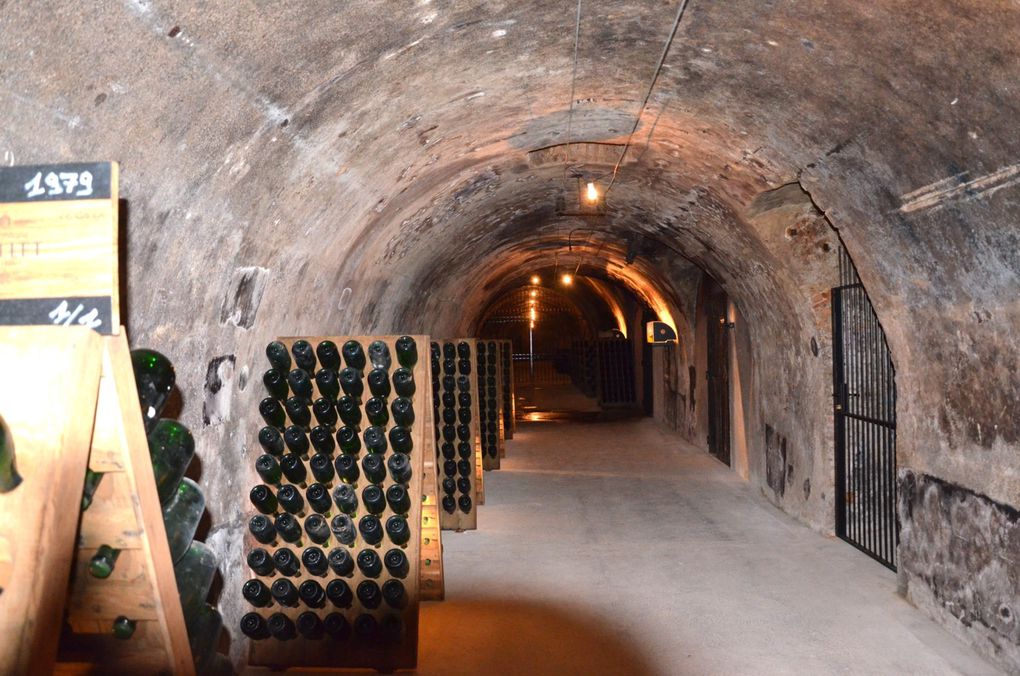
[1,0,1019,673]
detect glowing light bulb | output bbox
[562,273,573,286]
[530,321,535,329]
[530,308,537,321]
[529,289,537,298]
[586,181,598,203]
[530,275,541,285]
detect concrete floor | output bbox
[415,390,1002,675]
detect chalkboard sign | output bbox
[0,162,119,334]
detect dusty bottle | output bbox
[388,426,412,454]
[333,483,359,516]
[328,547,355,577]
[392,367,415,397]
[367,368,391,398]
[262,368,288,400]
[258,426,285,455]
[384,548,409,578]
[302,546,329,576]
[363,426,387,454]
[275,513,303,544]
[385,484,411,515]
[259,397,286,429]
[277,487,306,517]
[163,478,205,563]
[306,483,332,515]
[268,612,297,640]
[330,515,357,546]
[130,348,175,433]
[249,515,276,545]
[147,419,195,504]
[326,579,353,608]
[342,340,366,371]
[367,340,391,371]
[336,426,361,454]
[382,579,407,609]
[185,603,224,674]
[356,580,382,609]
[279,454,307,486]
[315,368,341,401]
[312,397,337,428]
[174,541,218,618]
[356,548,382,578]
[316,340,342,371]
[255,454,282,485]
[385,515,411,546]
[240,612,270,640]
[81,468,103,510]
[247,548,275,576]
[362,484,386,515]
[284,398,311,430]
[297,611,325,639]
[89,544,121,578]
[243,579,272,608]
[291,339,317,373]
[287,368,313,400]
[265,341,292,372]
[298,580,326,609]
[273,548,301,576]
[387,453,412,484]
[249,484,278,515]
[270,580,299,608]
[309,425,336,455]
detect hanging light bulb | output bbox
[530,275,541,285]
[529,289,537,298]
[562,273,573,286]
[586,181,598,203]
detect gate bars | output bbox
[831,246,898,570]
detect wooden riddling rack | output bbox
[0,326,195,676]
[498,339,516,443]
[596,337,637,407]
[431,339,481,531]
[476,340,505,471]
[418,353,444,601]
[246,335,429,671]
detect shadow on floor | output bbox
[417,596,671,676]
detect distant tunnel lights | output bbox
[530,275,541,285]
[586,181,599,203]
[561,273,573,286]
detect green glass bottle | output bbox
[0,413,22,493]
[174,541,218,619]
[81,469,103,511]
[161,478,205,564]
[147,419,195,505]
[112,616,136,639]
[130,349,176,434]
[184,603,223,674]
[89,544,120,578]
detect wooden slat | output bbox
[56,619,171,675]
[76,471,140,549]
[67,548,158,621]
[419,351,444,601]
[0,326,102,676]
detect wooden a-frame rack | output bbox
[0,325,194,675]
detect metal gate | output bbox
[832,246,898,569]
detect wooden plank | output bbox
[93,334,194,675]
[56,619,171,675]
[475,437,485,505]
[418,350,444,601]
[248,336,427,671]
[67,548,159,621]
[0,325,102,676]
[76,471,141,549]
[433,339,480,531]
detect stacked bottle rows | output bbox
[499,340,514,440]
[430,341,476,523]
[597,338,637,406]
[86,349,225,672]
[476,341,501,465]
[243,337,421,648]
[569,340,599,398]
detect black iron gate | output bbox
[832,246,898,569]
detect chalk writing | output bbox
[23,170,93,199]
[48,299,103,329]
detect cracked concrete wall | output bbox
[1,0,1017,670]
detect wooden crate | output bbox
[431,339,480,531]
[246,336,427,671]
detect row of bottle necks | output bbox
[242,608,406,644]
[470,341,503,460]
[429,343,479,517]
